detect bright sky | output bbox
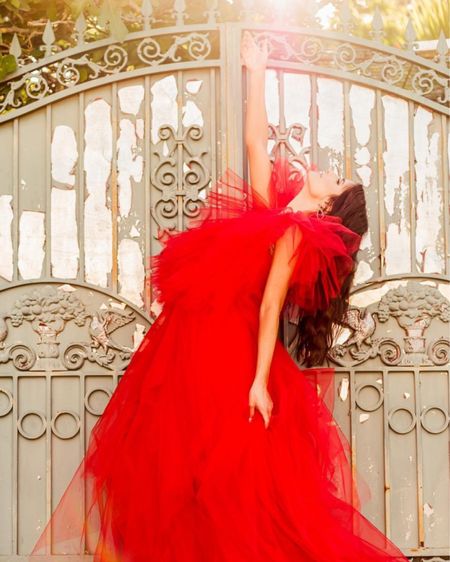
[226,0,339,29]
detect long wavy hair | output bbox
[291,183,369,367]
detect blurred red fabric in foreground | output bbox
[29,158,408,561]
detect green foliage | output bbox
[411,0,449,40]
[333,0,448,47]
[0,53,16,79]
[0,0,447,64]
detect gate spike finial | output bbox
[204,0,219,26]
[172,0,187,27]
[9,33,22,63]
[339,0,353,34]
[240,0,254,23]
[302,0,318,28]
[75,12,86,45]
[42,19,55,58]
[403,18,417,53]
[98,2,110,30]
[141,0,154,31]
[370,6,385,43]
[436,30,449,67]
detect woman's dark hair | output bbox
[291,183,369,367]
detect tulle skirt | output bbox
[29,294,408,561]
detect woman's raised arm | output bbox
[241,31,272,207]
[248,224,303,428]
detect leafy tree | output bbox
[410,0,449,40]
[326,0,448,48]
[0,0,447,79]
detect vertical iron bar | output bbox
[12,119,19,282]
[343,80,352,180]
[46,374,52,553]
[144,75,152,315]
[383,370,391,539]
[375,90,386,278]
[415,368,425,547]
[177,70,183,232]
[45,105,52,279]
[77,93,85,284]
[441,114,449,275]
[408,100,417,275]
[310,75,318,167]
[111,83,119,293]
[12,375,18,555]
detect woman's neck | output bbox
[287,186,321,215]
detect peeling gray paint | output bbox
[117,118,143,218]
[50,188,79,278]
[18,211,45,279]
[414,106,444,273]
[284,73,311,157]
[350,85,376,284]
[185,79,202,94]
[382,95,411,275]
[51,125,78,186]
[0,195,13,281]
[136,118,144,139]
[354,258,373,286]
[83,99,113,287]
[118,84,144,115]
[118,238,145,307]
[317,78,344,170]
[182,100,203,127]
[350,85,374,188]
[151,76,177,145]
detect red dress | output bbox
[29,158,409,561]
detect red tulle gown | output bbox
[29,158,409,561]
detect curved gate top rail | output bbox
[0,0,449,121]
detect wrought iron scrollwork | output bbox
[327,281,449,367]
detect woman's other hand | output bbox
[240,31,269,72]
[249,379,273,429]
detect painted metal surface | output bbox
[0,2,448,560]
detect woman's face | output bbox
[307,168,357,199]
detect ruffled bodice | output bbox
[151,157,361,317]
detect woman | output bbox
[29,34,409,562]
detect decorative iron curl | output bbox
[427,337,450,366]
[413,69,449,104]
[334,43,357,67]
[63,343,88,370]
[25,73,51,99]
[186,32,212,60]
[137,37,163,65]
[378,338,402,365]
[101,45,128,72]
[9,343,36,371]
[378,55,405,84]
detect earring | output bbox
[316,199,327,219]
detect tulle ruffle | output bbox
[150,157,362,317]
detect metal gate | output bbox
[0,1,448,559]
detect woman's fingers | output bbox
[250,405,272,428]
[263,408,271,429]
